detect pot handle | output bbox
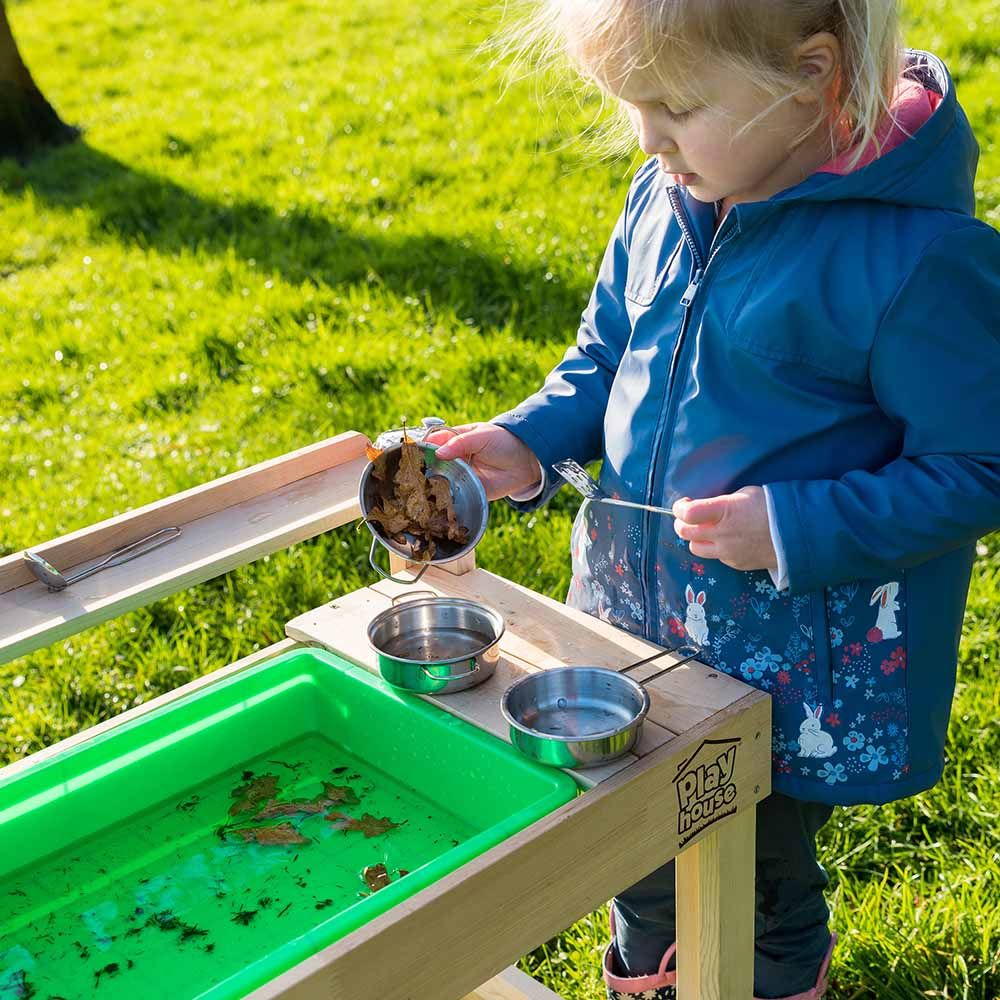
[420,660,480,681]
[368,537,430,586]
[391,590,439,605]
[619,643,702,686]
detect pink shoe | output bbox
[603,907,677,999]
[753,933,838,1000]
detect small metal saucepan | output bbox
[500,645,702,768]
[368,592,505,695]
[359,432,488,586]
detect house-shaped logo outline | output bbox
[673,736,742,785]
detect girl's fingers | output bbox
[424,429,459,446]
[673,495,729,524]
[674,519,717,543]
[687,539,719,559]
[432,427,490,460]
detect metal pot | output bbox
[500,645,702,768]
[359,427,488,585]
[368,592,504,694]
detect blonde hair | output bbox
[497,0,902,169]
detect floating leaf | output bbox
[252,781,359,820]
[327,811,403,838]
[231,823,308,846]
[319,782,360,806]
[363,863,392,893]
[253,801,328,820]
[228,773,279,816]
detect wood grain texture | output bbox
[677,803,757,1000]
[0,432,369,665]
[462,966,565,1000]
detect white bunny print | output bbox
[869,581,901,641]
[684,584,709,646]
[797,703,837,758]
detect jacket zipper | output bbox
[640,190,739,643]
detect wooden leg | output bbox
[676,805,756,1000]
[461,965,564,1000]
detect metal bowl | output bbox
[368,595,504,694]
[359,441,488,583]
[500,667,651,768]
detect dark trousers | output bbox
[612,793,834,998]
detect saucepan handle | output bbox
[420,660,479,681]
[368,537,430,585]
[391,590,438,605]
[619,643,702,685]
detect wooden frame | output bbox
[0,430,369,665]
[0,434,772,999]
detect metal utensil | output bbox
[500,644,701,768]
[23,526,182,591]
[368,591,504,694]
[553,459,675,517]
[359,441,488,585]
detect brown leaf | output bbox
[366,441,469,557]
[231,823,309,845]
[253,801,328,820]
[229,773,280,816]
[365,443,383,462]
[319,782,360,806]
[327,811,403,838]
[363,863,392,893]
[252,781,358,820]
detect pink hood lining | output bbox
[817,77,942,175]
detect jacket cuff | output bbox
[764,480,817,594]
[762,485,790,591]
[507,457,545,502]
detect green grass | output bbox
[1,0,998,996]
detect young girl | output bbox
[429,1,1000,996]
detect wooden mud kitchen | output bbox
[0,430,771,999]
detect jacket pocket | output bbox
[822,575,910,782]
[624,236,683,306]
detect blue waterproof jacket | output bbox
[494,52,1000,805]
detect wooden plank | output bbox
[676,804,757,1000]
[371,569,752,733]
[290,566,752,735]
[463,966,564,1000]
[0,638,299,780]
[0,432,369,665]
[245,690,771,1000]
[286,585,644,787]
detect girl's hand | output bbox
[425,422,542,501]
[671,486,778,572]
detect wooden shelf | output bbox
[0,431,369,665]
[286,566,754,786]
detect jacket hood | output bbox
[699,50,980,219]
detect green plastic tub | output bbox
[0,647,577,999]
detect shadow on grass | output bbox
[1,141,589,337]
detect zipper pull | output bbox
[680,268,703,307]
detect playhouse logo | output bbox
[674,737,741,846]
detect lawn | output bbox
[1,0,998,996]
